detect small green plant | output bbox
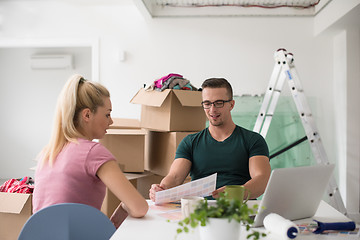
[176,192,266,240]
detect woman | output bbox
[33,74,148,228]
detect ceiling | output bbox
[133,0,331,17]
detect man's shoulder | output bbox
[190,128,207,138]
[235,125,264,139]
[182,128,207,143]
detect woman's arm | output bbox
[97,160,149,218]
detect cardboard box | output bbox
[130,88,206,132]
[100,188,121,218]
[135,174,164,200]
[0,192,32,240]
[109,118,140,129]
[101,171,162,217]
[100,129,146,173]
[146,131,197,176]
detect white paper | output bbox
[155,173,217,205]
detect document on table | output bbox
[155,173,217,205]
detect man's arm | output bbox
[212,155,271,199]
[243,155,271,199]
[149,158,191,201]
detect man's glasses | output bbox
[201,100,232,109]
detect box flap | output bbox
[172,90,203,107]
[105,129,147,136]
[110,118,140,129]
[0,192,31,214]
[130,88,172,107]
[124,171,153,181]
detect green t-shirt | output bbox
[175,125,269,189]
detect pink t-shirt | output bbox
[33,138,115,213]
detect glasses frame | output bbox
[201,100,232,109]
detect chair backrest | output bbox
[18,203,116,240]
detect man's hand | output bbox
[149,184,166,202]
[211,186,226,198]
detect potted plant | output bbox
[176,192,266,240]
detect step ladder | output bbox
[253,49,347,215]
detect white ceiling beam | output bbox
[135,0,319,17]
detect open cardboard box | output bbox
[0,192,32,240]
[131,88,206,132]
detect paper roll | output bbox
[263,213,299,239]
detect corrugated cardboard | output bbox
[100,129,146,173]
[0,192,32,240]
[109,118,140,129]
[130,88,206,132]
[146,131,197,176]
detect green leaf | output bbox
[174,192,265,239]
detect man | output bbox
[149,78,271,201]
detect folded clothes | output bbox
[312,220,356,234]
[173,82,193,90]
[168,78,190,89]
[154,73,183,89]
[159,76,186,91]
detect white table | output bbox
[110,200,358,240]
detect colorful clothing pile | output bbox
[0,176,34,194]
[152,73,197,91]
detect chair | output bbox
[18,203,116,240]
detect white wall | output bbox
[0,0,358,219]
[333,28,360,221]
[315,0,360,221]
[0,1,332,116]
[0,47,92,178]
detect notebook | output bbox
[251,164,335,227]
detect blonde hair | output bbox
[39,74,110,166]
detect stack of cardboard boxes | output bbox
[0,88,206,239]
[131,88,206,175]
[100,88,206,217]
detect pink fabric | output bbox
[0,177,34,193]
[33,138,115,213]
[154,73,183,88]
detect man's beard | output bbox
[209,118,223,127]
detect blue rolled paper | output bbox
[313,220,356,234]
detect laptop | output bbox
[251,164,335,227]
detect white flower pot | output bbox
[199,218,241,240]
